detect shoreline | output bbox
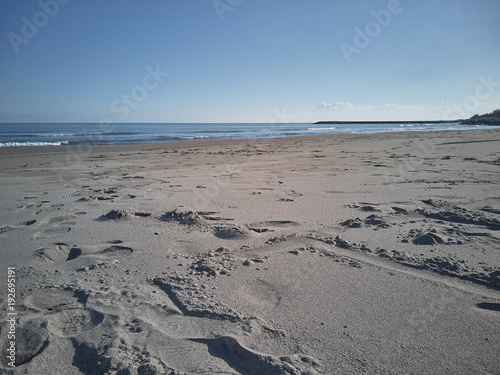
[0,127,497,157]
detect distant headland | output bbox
[314,120,454,125]
[459,109,500,125]
[315,109,500,126]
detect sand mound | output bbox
[160,208,217,225]
[98,209,130,221]
[341,215,390,229]
[413,232,446,245]
[215,226,256,240]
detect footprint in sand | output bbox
[21,287,104,339]
[47,309,104,337]
[0,318,49,368]
[0,220,36,234]
[244,279,283,310]
[35,243,82,262]
[20,196,38,200]
[99,245,134,257]
[476,302,500,312]
[80,244,135,262]
[284,190,303,198]
[36,242,135,267]
[193,336,320,375]
[17,201,50,210]
[62,191,84,198]
[32,226,72,240]
[0,225,14,234]
[246,221,300,233]
[39,215,77,224]
[34,204,64,215]
[32,214,84,240]
[23,288,87,311]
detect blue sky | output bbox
[1,0,499,123]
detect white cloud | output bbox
[311,101,354,111]
[312,102,421,112]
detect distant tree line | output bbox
[462,109,500,125]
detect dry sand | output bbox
[0,129,499,374]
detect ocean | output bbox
[0,122,496,147]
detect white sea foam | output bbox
[306,127,337,131]
[177,136,211,140]
[33,132,103,137]
[0,141,69,147]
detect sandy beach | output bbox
[0,128,499,374]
